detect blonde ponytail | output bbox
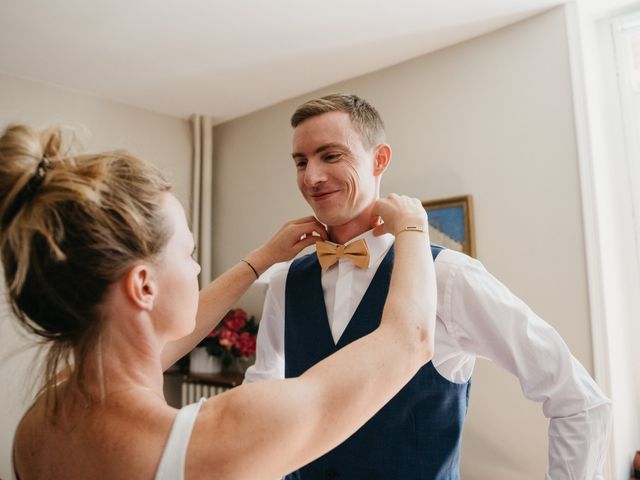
[0,124,172,407]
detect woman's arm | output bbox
[189,195,437,480]
[160,216,327,370]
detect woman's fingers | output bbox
[372,194,428,236]
[260,216,327,264]
[296,234,322,251]
[288,217,328,242]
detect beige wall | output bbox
[0,73,192,479]
[212,7,591,479]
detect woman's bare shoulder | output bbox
[14,394,177,479]
[13,396,55,479]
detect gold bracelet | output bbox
[241,259,259,279]
[395,225,426,235]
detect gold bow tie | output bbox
[316,238,370,269]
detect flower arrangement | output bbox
[198,309,258,369]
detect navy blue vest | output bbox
[284,245,470,480]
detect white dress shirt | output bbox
[245,229,612,479]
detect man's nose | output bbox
[303,160,327,186]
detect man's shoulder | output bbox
[290,250,318,268]
[267,250,317,287]
[267,262,291,282]
[432,247,485,277]
[433,246,477,264]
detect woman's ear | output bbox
[373,144,391,176]
[124,264,157,311]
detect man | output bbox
[244,94,611,479]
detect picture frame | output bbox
[421,195,476,257]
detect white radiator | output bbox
[181,380,233,406]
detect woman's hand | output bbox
[371,194,429,237]
[245,216,328,275]
[161,216,326,368]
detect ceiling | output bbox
[0,0,568,124]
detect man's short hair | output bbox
[291,94,386,149]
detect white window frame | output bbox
[613,14,640,261]
[566,3,640,478]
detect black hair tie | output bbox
[1,156,51,227]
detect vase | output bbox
[224,356,255,375]
[189,347,222,374]
[223,356,255,375]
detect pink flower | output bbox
[233,308,248,319]
[224,309,247,331]
[236,331,256,357]
[197,308,257,360]
[218,328,239,350]
[225,316,245,332]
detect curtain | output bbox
[190,114,213,287]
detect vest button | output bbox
[325,467,339,479]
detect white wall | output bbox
[0,73,192,480]
[212,7,594,479]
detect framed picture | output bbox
[422,195,476,257]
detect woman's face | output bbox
[152,193,201,340]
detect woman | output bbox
[1,124,437,479]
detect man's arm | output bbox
[439,251,611,479]
[243,265,288,383]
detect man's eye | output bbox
[324,153,341,161]
[295,160,307,169]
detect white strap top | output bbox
[155,398,206,480]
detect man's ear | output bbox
[373,144,391,176]
[125,264,157,311]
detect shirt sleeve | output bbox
[243,266,288,384]
[438,251,611,479]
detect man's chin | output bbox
[316,214,359,230]
[312,212,342,228]
[307,203,363,228]
[306,207,331,226]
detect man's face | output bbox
[292,111,379,228]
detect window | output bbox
[614,14,640,260]
[570,4,640,477]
